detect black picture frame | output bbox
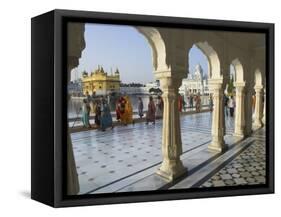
[31,9,274,207]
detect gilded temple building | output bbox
[82,66,121,96]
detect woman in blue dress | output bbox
[81,99,91,128]
[100,99,113,131]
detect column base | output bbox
[262,117,266,125]
[244,128,253,137]
[156,159,188,181]
[233,132,244,139]
[208,140,226,152]
[253,120,263,129]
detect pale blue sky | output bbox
[71,23,211,83]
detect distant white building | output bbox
[145,80,160,89]
[68,79,83,96]
[179,64,209,96]
[120,86,147,94]
[120,81,160,95]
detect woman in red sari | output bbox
[178,95,183,112]
[116,96,125,121]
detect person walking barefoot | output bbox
[146,96,156,125]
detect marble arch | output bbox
[194,41,221,79]
[231,58,246,138]
[187,41,225,152]
[66,22,267,193]
[68,24,188,186]
[135,27,167,72]
[135,27,188,181]
[254,69,263,87]
[231,58,244,83]
[185,39,226,152]
[131,27,188,181]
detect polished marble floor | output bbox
[200,128,266,187]
[70,112,265,194]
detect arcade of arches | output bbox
[67,23,266,195]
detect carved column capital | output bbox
[159,76,182,90]
[235,83,245,97]
[254,85,263,92]
[208,78,223,90]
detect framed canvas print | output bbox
[31,9,274,207]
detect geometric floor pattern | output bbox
[70,111,266,194]
[200,130,266,187]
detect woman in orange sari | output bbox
[120,95,134,125]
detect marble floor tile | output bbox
[70,112,265,194]
[200,132,266,188]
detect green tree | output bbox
[227,77,234,95]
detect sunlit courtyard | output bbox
[65,22,267,196]
[71,112,265,194]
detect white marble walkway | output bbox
[71,112,241,194]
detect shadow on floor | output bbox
[19,190,31,199]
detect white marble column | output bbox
[233,82,245,138]
[253,85,263,128]
[242,88,253,136]
[156,77,187,181]
[208,79,226,152]
[66,23,85,195]
[262,89,266,125]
